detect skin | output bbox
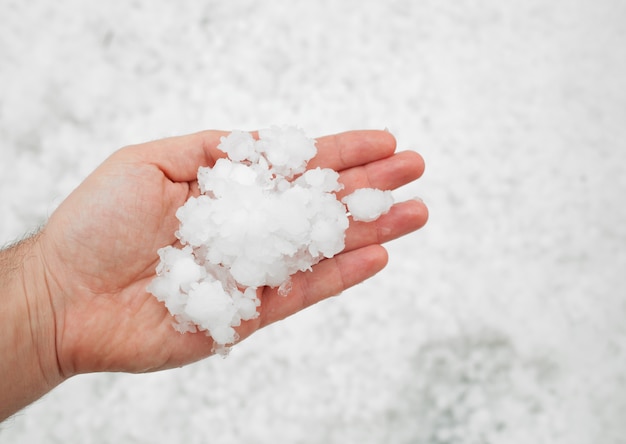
[0,129,427,421]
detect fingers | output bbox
[124,128,405,185]
[343,199,428,252]
[256,244,389,328]
[125,130,230,183]
[308,130,397,172]
[336,150,425,199]
[334,146,427,251]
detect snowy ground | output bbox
[1,1,625,442]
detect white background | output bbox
[1,0,625,442]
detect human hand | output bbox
[32,129,427,380]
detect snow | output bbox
[2,0,626,443]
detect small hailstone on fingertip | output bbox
[342,188,394,222]
[148,126,395,349]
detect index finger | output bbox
[308,130,397,172]
[128,129,396,183]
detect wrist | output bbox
[0,232,64,421]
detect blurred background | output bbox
[1,0,625,442]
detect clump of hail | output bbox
[147,126,393,352]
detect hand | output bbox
[32,130,428,379]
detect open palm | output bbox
[38,129,427,378]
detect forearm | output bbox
[0,234,62,421]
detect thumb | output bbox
[125,130,230,183]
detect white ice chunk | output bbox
[342,188,394,222]
[217,130,259,162]
[185,280,238,334]
[176,196,214,247]
[151,246,205,288]
[197,159,259,197]
[257,126,317,177]
[296,167,343,192]
[233,287,260,320]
